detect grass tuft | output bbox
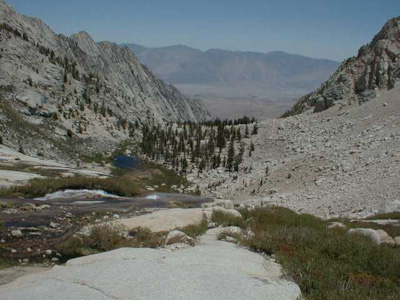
[211,210,245,228]
[177,219,208,238]
[57,225,165,258]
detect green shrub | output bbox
[243,207,400,300]
[177,219,208,238]
[211,210,244,228]
[58,225,164,258]
[88,224,126,251]
[128,227,164,248]
[365,212,400,220]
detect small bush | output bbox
[57,236,87,257]
[128,227,164,248]
[58,225,164,258]
[211,210,244,228]
[88,224,126,251]
[177,219,208,238]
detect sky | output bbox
[6,0,400,61]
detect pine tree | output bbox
[252,123,259,135]
[249,141,255,156]
[199,159,206,173]
[226,141,235,171]
[100,101,106,117]
[18,144,25,154]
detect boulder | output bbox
[225,236,238,243]
[49,222,59,229]
[11,230,23,238]
[347,228,381,245]
[202,200,234,209]
[376,229,395,246]
[165,230,190,245]
[327,222,346,229]
[394,236,400,247]
[203,209,213,221]
[379,200,400,213]
[111,208,204,232]
[212,207,243,219]
[223,226,243,235]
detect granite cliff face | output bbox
[286,17,400,116]
[0,0,209,159]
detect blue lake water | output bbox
[113,155,141,170]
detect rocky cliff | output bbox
[0,0,209,159]
[285,17,400,116]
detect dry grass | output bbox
[177,219,208,238]
[57,224,167,259]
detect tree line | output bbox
[141,118,258,175]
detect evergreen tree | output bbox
[199,159,206,173]
[226,141,235,171]
[252,123,259,135]
[63,70,68,84]
[100,101,106,117]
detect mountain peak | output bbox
[70,31,99,56]
[285,16,400,116]
[370,16,400,47]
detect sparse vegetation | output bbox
[57,225,165,258]
[242,207,400,300]
[211,210,244,228]
[0,175,141,198]
[177,219,208,238]
[365,212,400,220]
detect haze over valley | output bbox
[123,43,340,119]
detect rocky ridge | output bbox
[0,0,209,160]
[285,17,400,115]
[182,18,400,218]
[188,86,400,219]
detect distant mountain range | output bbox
[122,43,340,119]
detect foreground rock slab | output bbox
[0,228,301,300]
[112,208,204,232]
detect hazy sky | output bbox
[6,0,400,61]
